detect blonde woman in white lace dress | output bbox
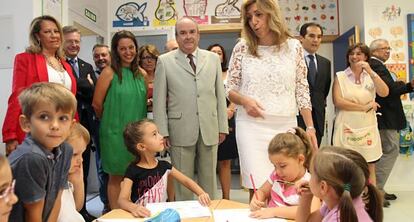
[226,0,317,200]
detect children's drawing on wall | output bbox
[382,5,401,21]
[183,0,208,24]
[211,0,242,24]
[113,2,149,27]
[279,0,339,36]
[391,52,405,63]
[386,63,408,99]
[390,39,404,51]
[390,26,404,38]
[154,0,177,26]
[211,0,241,24]
[368,27,382,39]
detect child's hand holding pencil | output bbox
[295,180,312,197]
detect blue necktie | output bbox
[307,55,317,86]
[68,58,79,78]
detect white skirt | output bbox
[236,110,297,189]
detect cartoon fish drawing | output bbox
[116,2,147,22]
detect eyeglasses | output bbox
[0,179,15,203]
[141,56,157,61]
[379,47,392,51]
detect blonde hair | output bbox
[26,15,64,58]
[268,127,313,169]
[66,122,90,144]
[241,0,291,57]
[312,146,383,222]
[18,82,77,118]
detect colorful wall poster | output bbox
[153,0,177,27]
[211,0,241,24]
[386,63,408,100]
[408,14,414,99]
[113,2,150,27]
[278,0,339,36]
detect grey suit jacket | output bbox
[153,48,228,146]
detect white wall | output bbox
[338,0,365,39]
[68,0,108,42]
[0,0,39,153]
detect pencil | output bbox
[249,174,259,200]
[276,180,310,188]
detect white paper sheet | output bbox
[146,200,211,219]
[213,209,287,222]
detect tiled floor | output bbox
[87,155,414,221]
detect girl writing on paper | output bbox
[249,127,319,219]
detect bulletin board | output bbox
[110,0,339,38]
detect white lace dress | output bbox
[226,38,311,188]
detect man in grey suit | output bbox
[153,17,228,200]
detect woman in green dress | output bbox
[93,30,147,209]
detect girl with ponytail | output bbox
[249,127,319,220]
[296,146,382,222]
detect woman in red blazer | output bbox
[2,15,77,154]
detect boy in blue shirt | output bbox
[8,82,77,222]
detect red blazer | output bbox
[2,52,77,144]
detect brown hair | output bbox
[268,127,313,169]
[346,43,370,66]
[66,122,90,144]
[18,82,77,118]
[312,146,382,222]
[138,44,160,67]
[26,15,64,58]
[111,30,142,82]
[123,119,154,163]
[241,0,291,57]
[207,43,228,72]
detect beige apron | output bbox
[333,71,382,162]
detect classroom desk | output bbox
[98,199,294,221]
[98,199,247,221]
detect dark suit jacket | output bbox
[2,53,77,143]
[369,58,413,130]
[69,57,97,105]
[298,54,331,145]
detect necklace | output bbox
[44,54,66,85]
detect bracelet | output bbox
[306,126,316,132]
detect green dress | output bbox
[100,68,147,175]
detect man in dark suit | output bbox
[369,39,414,207]
[297,23,332,146]
[63,25,97,221]
[91,43,111,214]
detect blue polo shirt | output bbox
[8,134,73,222]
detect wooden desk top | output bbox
[98,199,249,221]
[98,199,294,221]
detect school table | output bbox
[97,199,294,221]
